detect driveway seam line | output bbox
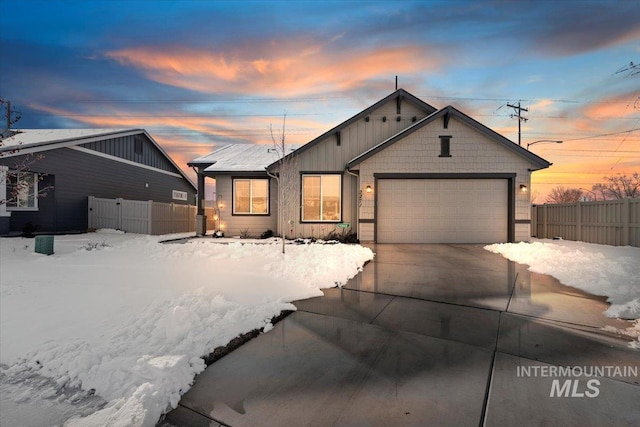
[174,402,230,426]
[368,296,396,324]
[342,287,504,313]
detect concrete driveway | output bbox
[163,244,640,427]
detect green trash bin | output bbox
[35,235,54,255]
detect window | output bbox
[6,171,38,210]
[302,174,341,222]
[233,179,269,214]
[439,136,452,157]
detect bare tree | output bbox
[592,173,640,200]
[546,186,583,204]
[266,115,298,254]
[1,100,52,208]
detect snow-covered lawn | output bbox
[485,239,640,348]
[0,231,374,427]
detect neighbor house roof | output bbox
[190,143,302,175]
[266,88,438,170]
[346,105,551,170]
[0,128,196,188]
[0,129,129,150]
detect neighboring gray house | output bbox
[0,129,196,234]
[190,89,551,243]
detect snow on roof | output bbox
[194,144,301,172]
[0,129,138,150]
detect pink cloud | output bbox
[103,37,445,97]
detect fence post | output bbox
[147,200,153,235]
[622,197,630,246]
[116,198,123,230]
[88,196,94,229]
[543,203,548,238]
[575,201,581,242]
[171,203,176,234]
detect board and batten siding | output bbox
[80,134,177,173]
[297,101,430,172]
[265,98,429,238]
[215,172,358,239]
[353,115,533,242]
[214,176,278,237]
[0,147,195,233]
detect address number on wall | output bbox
[172,190,188,201]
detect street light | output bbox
[526,139,563,150]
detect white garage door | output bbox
[377,179,508,243]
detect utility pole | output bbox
[507,101,528,146]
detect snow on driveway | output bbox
[485,239,640,347]
[0,231,374,427]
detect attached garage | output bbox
[376,175,513,244]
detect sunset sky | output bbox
[1,0,638,200]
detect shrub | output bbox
[324,229,359,244]
[260,229,274,239]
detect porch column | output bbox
[196,169,206,236]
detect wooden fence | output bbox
[88,196,217,235]
[532,198,640,247]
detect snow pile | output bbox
[485,239,640,319]
[0,231,374,427]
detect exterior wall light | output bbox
[519,184,528,193]
[366,185,373,193]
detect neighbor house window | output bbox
[134,136,144,155]
[302,174,341,221]
[233,179,269,214]
[6,171,38,210]
[439,135,452,157]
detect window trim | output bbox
[6,171,39,211]
[439,135,452,158]
[300,173,343,223]
[232,178,270,216]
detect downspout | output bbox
[345,166,360,239]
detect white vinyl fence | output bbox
[532,198,640,247]
[88,196,216,235]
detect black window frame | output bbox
[439,135,452,157]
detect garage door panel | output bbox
[377,179,507,244]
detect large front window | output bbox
[233,179,269,214]
[302,174,341,221]
[6,171,38,210]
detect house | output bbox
[189,89,551,243]
[0,129,196,234]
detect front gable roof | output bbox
[266,88,437,171]
[346,105,551,170]
[0,128,196,188]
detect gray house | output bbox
[0,129,196,234]
[190,89,551,243]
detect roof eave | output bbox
[268,88,438,169]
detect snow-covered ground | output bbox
[3,234,637,426]
[0,231,374,427]
[485,239,640,348]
